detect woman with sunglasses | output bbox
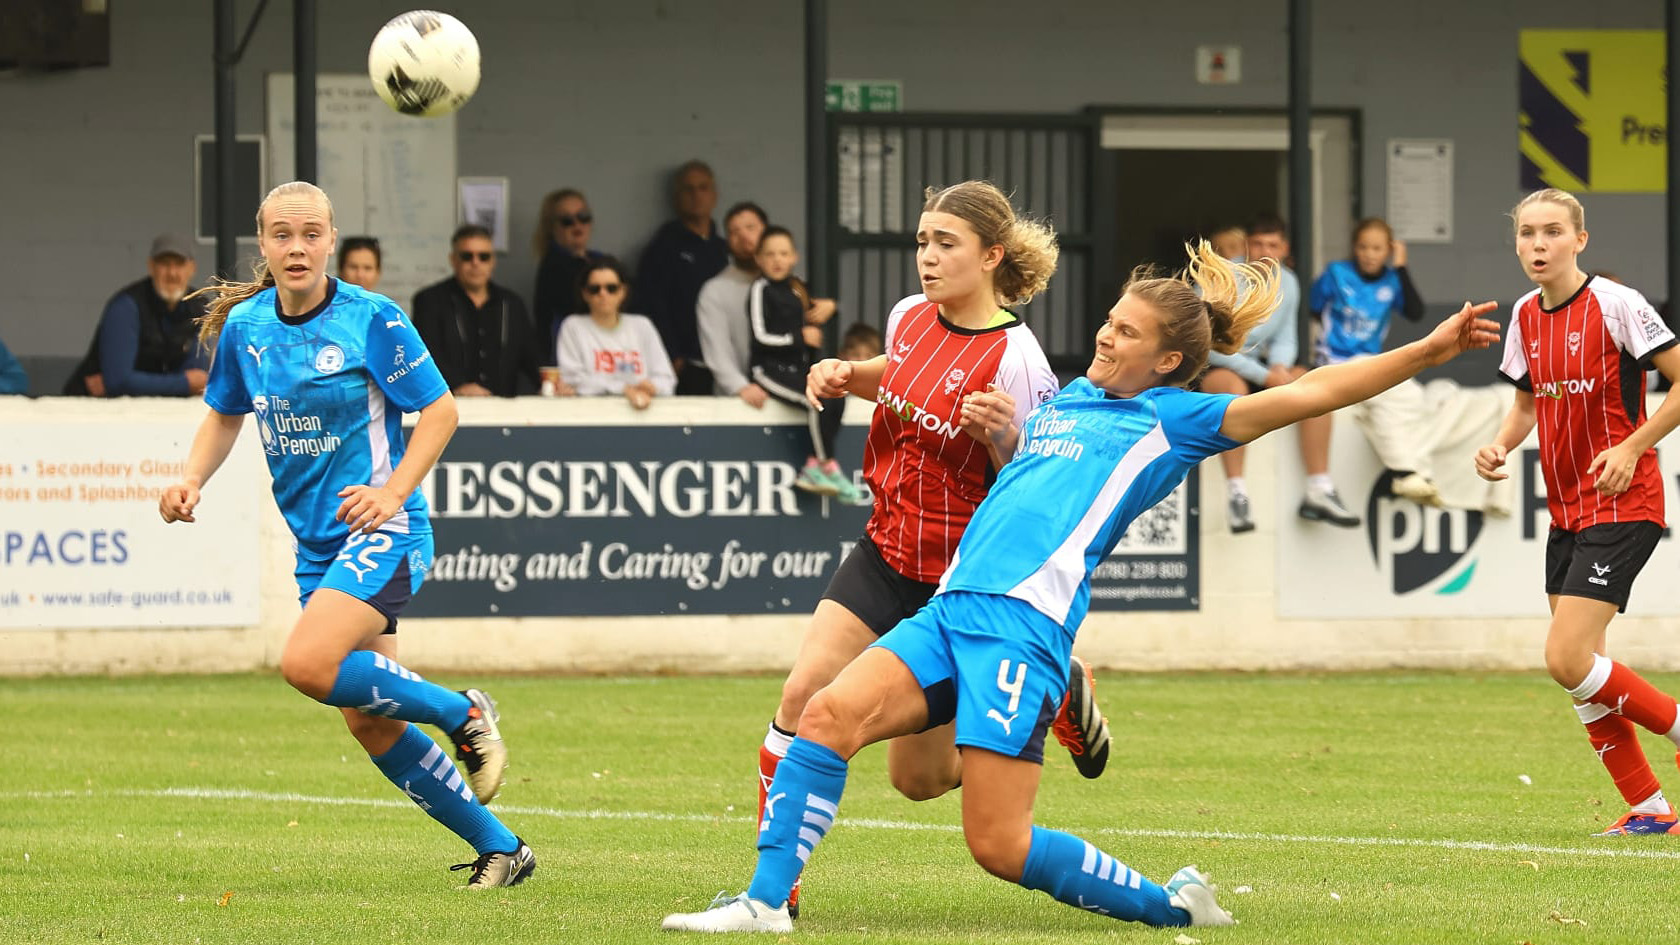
[554,256,675,409]
[532,189,604,358]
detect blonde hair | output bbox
[532,187,585,258]
[922,181,1058,306]
[1511,188,1585,234]
[194,181,334,347]
[1124,240,1282,388]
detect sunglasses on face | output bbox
[456,251,493,263]
[584,283,622,296]
[557,212,593,227]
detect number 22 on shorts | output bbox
[337,531,394,583]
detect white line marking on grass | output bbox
[17,786,1680,862]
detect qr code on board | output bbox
[1111,481,1187,554]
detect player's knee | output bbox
[797,688,861,757]
[964,827,1030,882]
[279,647,335,701]
[890,765,956,802]
[777,669,826,726]
[1544,644,1592,690]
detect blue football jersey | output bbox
[1309,259,1405,364]
[938,378,1236,630]
[204,278,449,557]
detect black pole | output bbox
[1668,0,1679,318]
[1288,0,1313,363]
[805,0,829,296]
[293,0,317,183]
[214,0,237,278]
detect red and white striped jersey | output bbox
[1498,275,1676,530]
[862,294,1058,582]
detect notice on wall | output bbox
[1386,139,1454,243]
[0,420,263,628]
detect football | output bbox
[367,10,480,117]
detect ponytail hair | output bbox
[193,180,333,347]
[921,181,1059,306]
[1123,240,1282,388]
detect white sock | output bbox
[1632,789,1671,816]
[1227,477,1248,499]
[763,721,794,758]
[1565,654,1613,702]
[1306,474,1335,495]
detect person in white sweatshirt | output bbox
[554,257,676,409]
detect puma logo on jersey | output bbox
[246,344,268,366]
[386,319,403,328]
[986,708,1017,735]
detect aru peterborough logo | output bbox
[1365,470,1484,595]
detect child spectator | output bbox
[748,227,866,504]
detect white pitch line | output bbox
[15,786,1680,862]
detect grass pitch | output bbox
[5,671,1679,944]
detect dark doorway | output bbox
[1114,149,1283,274]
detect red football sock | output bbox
[757,743,781,828]
[1585,712,1663,807]
[1590,662,1680,736]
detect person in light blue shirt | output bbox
[158,181,535,890]
[1308,217,1430,500]
[663,242,1501,934]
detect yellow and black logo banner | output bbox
[1519,29,1666,193]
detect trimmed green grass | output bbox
[5,671,1680,944]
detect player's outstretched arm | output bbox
[337,391,459,533]
[1220,300,1500,445]
[1587,346,1680,494]
[159,408,246,523]
[1473,392,1536,482]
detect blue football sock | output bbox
[370,724,517,855]
[747,737,848,908]
[323,651,472,731]
[1018,827,1189,926]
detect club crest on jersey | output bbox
[1376,286,1395,304]
[1566,330,1582,355]
[943,368,967,394]
[315,344,345,374]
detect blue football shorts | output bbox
[294,529,433,633]
[871,590,1071,763]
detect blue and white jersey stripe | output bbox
[939,379,1236,630]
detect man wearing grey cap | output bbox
[64,233,210,396]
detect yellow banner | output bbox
[1519,29,1667,193]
